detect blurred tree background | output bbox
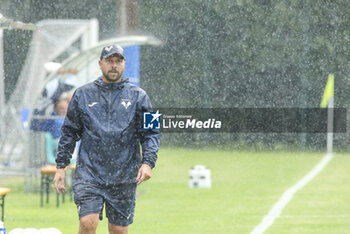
[1,0,350,150]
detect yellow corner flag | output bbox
[320,73,334,108]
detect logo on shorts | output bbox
[143,110,161,129]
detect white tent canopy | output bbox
[42,35,162,93]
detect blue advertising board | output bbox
[123,45,140,87]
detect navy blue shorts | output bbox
[72,180,137,226]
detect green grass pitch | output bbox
[1,148,349,233]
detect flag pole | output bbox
[327,96,333,153]
[320,74,334,153]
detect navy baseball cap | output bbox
[100,44,125,60]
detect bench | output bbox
[39,164,76,207]
[0,187,10,222]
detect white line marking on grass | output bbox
[250,153,334,234]
[279,214,350,218]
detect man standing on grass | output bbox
[54,44,160,234]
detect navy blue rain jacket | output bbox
[56,77,160,185]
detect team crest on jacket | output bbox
[121,99,131,109]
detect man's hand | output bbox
[54,168,66,193]
[136,164,152,185]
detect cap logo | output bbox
[105,46,113,52]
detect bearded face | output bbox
[99,54,125,83]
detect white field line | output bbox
[250,153,334,234]
[279,214,350,218]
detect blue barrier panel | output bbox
[123,45,140,87]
